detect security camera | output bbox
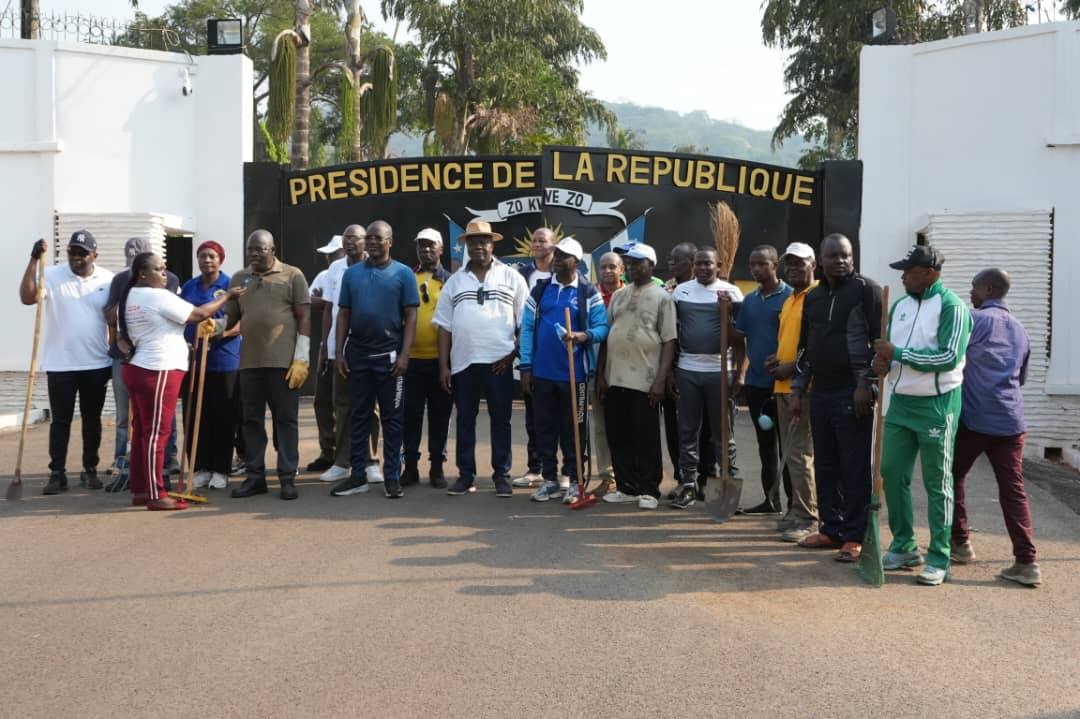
[181,68,193,96]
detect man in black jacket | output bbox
[790,234,883,563]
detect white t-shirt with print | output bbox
[123,287,194,371]
[40,264,114,372]
[324,257,351,360]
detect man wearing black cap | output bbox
[19,233,114,494]
[873,244,972,586]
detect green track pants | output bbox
[881,388,962,570]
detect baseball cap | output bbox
[554,236,583,261]
[125,237,152,256]
[618,242,657,264]
[68,230,97,252]
[889,245,944,271]
[415,228,443,245]
[781,242,815,261]
[317,235,343,254]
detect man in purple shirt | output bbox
[951,268,1041,587]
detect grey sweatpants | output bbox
[675,367,730,488]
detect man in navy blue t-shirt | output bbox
[333,220,419,499]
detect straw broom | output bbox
[709,201,740,280]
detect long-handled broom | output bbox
[565,308,597,510]
[708,297,742,521]
[7,250,46,501]
[858,286,891,587]
[169,337,210,504]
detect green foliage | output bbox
[1064,0,1080,18]
[258,120,289,163]
[337,73,357,163]
[267,33,297,148]
[361,44,398,157]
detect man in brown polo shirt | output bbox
[218,229,311,500]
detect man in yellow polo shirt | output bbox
[765,242,819,542]
[400,228,453,489]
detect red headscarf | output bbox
[196,240,225,262]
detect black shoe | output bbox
[741,501,781,516]
[330,475,369,496]
[400,461,420,487]
[429,463,447,489]
[82,469,103,490]
[493,477,513,498]
[447,477,474,496]
[306,457,334,473]
[384,478,404,498]
[231,477,269,498]
[43,471,68,495]
[670,485,697,509]
[279,477,298,501]
[665,487,680,501]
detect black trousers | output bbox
[183,370,239,475]
[525,393,573,475]
[46,367,111,473]
[810,386,873,543]
[238,367,299,482]
[402,358,453,466]
[743,384,792,510]
[532,378,588,482]
[605,386,662,498]
[662,397,716,486]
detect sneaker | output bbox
[883,550,925,570]
[512,472,542,488]
[999,561,1042,587]
[400,462,420,487]
[330,475,370,496]
[43,471,68,495]
[563,484,580,505]
[320,465,350,483]
[531,481,562,502]
[165,460,181,476]
[365,464,384,484]
[916,565,950,586]
[951,539,977,564]
[592,477,615,498]
[82,469,103,490]
[384,478,404,498]
[781,526,815,543]
[638,495,659,510]
[208,473,228,490]
[429,463,446,488]
[740,501,781,516]
[670,485,697,509]
[306,457,334,473]
[602,490,639,504]
[493,477,514,498]
[229,459,246,477]
[447,477,474,496]
[559,475,571,491]
[193,471,212,489]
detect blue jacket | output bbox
[519,277,608,381]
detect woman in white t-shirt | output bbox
[119,253,244,510]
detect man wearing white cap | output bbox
[765,242,820,542]
[519,237,609,503]
[308,234,345,472]
[401,228,454,489]
[597,242,677,509]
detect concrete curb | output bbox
[0,407,49,433]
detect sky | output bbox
[38,0,792,130]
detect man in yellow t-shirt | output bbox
[401,228,453,489]
[765,242,819,543]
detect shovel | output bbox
[858,286,891,587]
[708,296,741,521]
[7,250,46,501]
[564,308,597,510]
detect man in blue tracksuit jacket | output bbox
[519,237,609,504]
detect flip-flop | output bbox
[835,542,863,562]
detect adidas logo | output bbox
[928,427,942,439]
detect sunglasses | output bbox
[476,285,485,305]
[420,280,430,304]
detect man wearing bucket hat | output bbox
[873,244,972,586]
[401,227,454,489]
[433,219,529,497]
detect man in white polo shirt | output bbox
[433,219,529,497]
[308,234,345,473]
[19,233,114,495]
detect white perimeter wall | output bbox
[0,40,252,371]
[860,22,1080,455]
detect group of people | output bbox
[18,224,1041,587]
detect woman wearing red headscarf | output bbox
[179,241,243,491]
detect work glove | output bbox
[196,318,218,339]
[285,334,311,389]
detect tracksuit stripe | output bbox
[147,370,167,500]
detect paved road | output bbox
[2,405,1079,718]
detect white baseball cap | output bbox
[619,242,657,264]
[554,236,583,261]
[781,242,815,261]
[415,227,443,245]
[317,235,343,254]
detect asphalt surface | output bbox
[2,403,1079,718]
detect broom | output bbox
[7,249,46,501]
[858,286,891,587]
[709,201,740,280]
[169,337,210,504]
[565,307,597,510]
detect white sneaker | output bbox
[559,475,571,491]
[320,465,350,483]
[602,490,639,504]
[916,565,950,586]
[208,473,228,490]
[512,472,542,487]
[638,495,659,510]
[365,464,384,483]
[192,471,211,489]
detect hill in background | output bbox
[389,101,806,168]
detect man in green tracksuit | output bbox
[872,245,972,586]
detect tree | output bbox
[761,0,1026,168]
[381,0,614,154]
[606,126,643,151]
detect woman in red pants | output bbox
[118,252,244,510]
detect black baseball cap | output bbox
[890,244,943,270]
[68,230,98,252]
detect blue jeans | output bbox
[452,362,513,483]
[347,349,404,483]
[809,386,873,543]
[113,359,176,470]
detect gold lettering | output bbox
[308,174,328,203]
[606,154,628,183]
[575,152,595,182]
[288,177,307,206]
[738,165,748,194]
[553,151,574,181]
[516,161,536,188]
[400,163,420,192]
[348,168,369,197]
[464,162,483,190]
[629,155,650,185]
[749,168,770,197]
[327,170,347,200]
[694,161,716,190]
[672,159,693,188]
[715,162,736,192]
[421,163,441,191]
[443,162,462,190]
[771,171,793,201]
[492,161,513,189]
[652,156,673,185]
[793,175,815,206]
[378,165,399,194]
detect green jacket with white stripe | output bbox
[886,279,972,397]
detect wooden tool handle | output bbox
[871,286,891,497]
[14,257,47,476]
[565,307,585,493]
[719,297,729,482]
